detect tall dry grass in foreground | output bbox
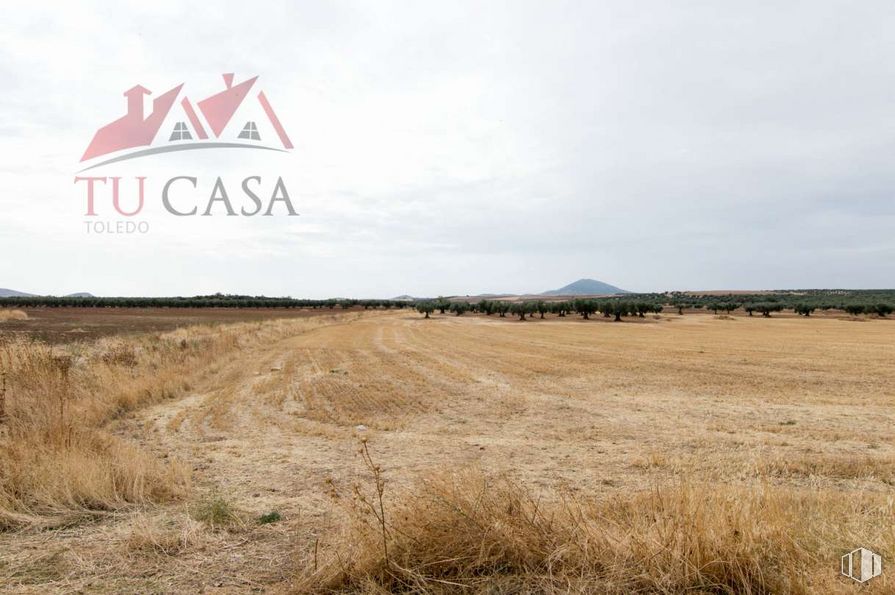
[300,462,894,593]
[0,320,305,529]
[0,309,28,321]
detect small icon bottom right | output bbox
[842,547,882,583]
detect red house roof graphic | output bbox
[80,73,293,163]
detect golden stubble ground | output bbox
[1,310,893,592]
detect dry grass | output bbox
[0,332,222,528]
[1,311,893,592]
[0,315,351,529]
[125,513,204,557]
[0,309,27,321]
[761,454,895,483]
[301,467,894,593]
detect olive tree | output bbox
[415,301,435,319]
[602,301,630,322]
[755,303,784,317]
[574,299,597,320]
[449,302,469,316]
[874,303,893,317]
[495,301,511,318]
[510,301,537,321]
[634,302,655,318]
[550,301,571,317]
[794,304,815,317]
[844,304,866,316]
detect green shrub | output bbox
[258,511,282,524]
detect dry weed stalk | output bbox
[0,368,7,425]
[354,438,390,568]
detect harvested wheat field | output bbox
[0,310,893,593]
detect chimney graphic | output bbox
[124,85,151,120]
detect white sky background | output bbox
[1,1,894,298]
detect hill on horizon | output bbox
[542,278,629,296]
[0,288,34,298]
[0,289,95,298]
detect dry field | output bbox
[0,311,28,323]
[0,310,893,593]
[0,307,339,344]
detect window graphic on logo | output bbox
[169,122,192,141]
[238,121,261,141]
[79,73,292,171]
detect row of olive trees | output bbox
[670,290,895,314]
[416,299,895,320]
[670,299,894,318]
[415,299,663,321]
[742,302,893,317]
[841,303,893,317]
[0,295,415,310]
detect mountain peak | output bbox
[541,278,628,296]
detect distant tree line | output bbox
[413,289,895,321]
[4,289,893,320]
[665,290,895,318]
[0,294,414,310]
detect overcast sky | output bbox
[1,1,893,298]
